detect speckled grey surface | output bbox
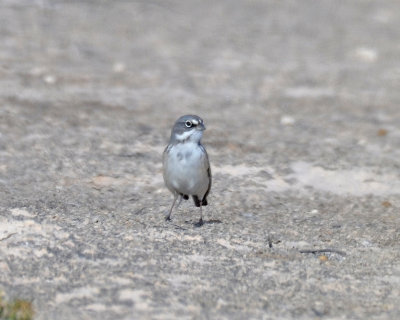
[0,1,400,319]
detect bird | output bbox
[163,115,211,227]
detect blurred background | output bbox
[2,0,399,115]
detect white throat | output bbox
[175,129,203,143]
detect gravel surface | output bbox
[1,1,400,319]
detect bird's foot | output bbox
[194,218,204,227]
[165,216,171,221]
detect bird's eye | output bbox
[185,120,192,128]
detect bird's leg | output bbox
[166,194,178,221]
[195,204,204,227]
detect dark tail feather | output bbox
[192,195,208,207]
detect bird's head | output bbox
[169,115,206,144]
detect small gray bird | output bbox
[163,115,211,226]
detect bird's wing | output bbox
[201,145,212,200]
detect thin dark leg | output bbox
[194,205,204,227]
[165,194,178,221]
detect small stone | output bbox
[43,74,57,84]
[354,47,378,63]
[113,62,126,73]
[280,115,295,125]
[319,255,328,262]
[377,129,388,136]
[357,139,367,146]
[381,201,392,208]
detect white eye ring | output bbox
[185,120,192,128]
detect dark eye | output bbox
[185,120,192,128]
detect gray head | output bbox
[169,115,206,144]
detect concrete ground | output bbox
[1,0,400,319]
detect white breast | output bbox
[164,142,209,197]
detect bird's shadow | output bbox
[162,219,222,230]
[185,219,223,227]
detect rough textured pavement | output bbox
[1,1,400,319]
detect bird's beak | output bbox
[199,123,206,131]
